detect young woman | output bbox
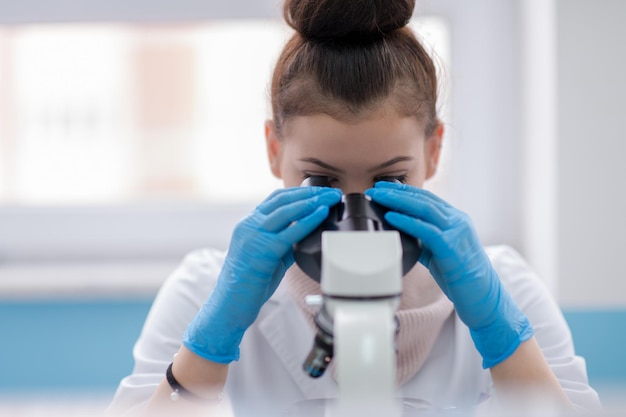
[109,0,601,415]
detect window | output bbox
[0,18,449,206]
[0,17,451,276]
[0,21,288,205]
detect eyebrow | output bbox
[367,156,414,172]
[299,156,413,173]
[299,158,346,173]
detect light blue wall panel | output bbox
[0,299,152,395]
[0,300,623,402]
[563,309,626,383]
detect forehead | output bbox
[281,112,426,156]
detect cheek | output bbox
[407,176,425,188]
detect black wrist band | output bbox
[166,362,219,403]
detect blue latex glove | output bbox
[365,182,533,368]
[183,186,342,363]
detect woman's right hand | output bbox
[183,186,342,364]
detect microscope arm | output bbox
[320,231,403,416]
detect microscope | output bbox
[294,177,421,416]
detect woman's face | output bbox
[265,109,443,194]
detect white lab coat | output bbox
[109,245,601,416]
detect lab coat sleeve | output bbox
[486,245,602,411]
[107,249,226,416]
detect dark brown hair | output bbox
[271,0,440,136]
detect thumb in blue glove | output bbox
[366,182,533,368]
[183,186,342,364]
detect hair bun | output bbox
[285,0,415,42]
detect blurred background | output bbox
[0,0,624,414]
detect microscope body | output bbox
[293,185,421,416]
[319,230,403,416]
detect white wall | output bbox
[520,0,559,296]
[421,0,524,252]
[556,0,626,308]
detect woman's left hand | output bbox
[365,181,534,368]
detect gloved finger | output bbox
[366,187,452,230]
[280,205,330,244]
[257,187,341,215]
[418,247,433,270]
[261,191,341,232]
[367,181,452,212]
[370,181,453,207]
[282,251,295,273]
[384,211,447,254]
[384,211,452,294]
[265,252,296,299]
